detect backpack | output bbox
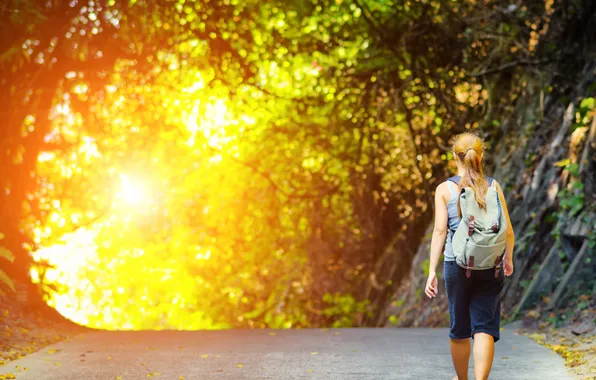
[448,176,507,278]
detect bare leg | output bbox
[473,332,495,380]
[450,338,470,380]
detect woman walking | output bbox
[424,132,515,380]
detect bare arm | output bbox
[495,180,515,259]
[429,182,449,274]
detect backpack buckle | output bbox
[466,256,474,278]
[494,255,503,278]
[468,216,475,236]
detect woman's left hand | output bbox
[425,272,438,298]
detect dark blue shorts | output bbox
[444,260,505,342]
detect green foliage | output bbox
[0,0,582,329]
[322,292,369,328]
[558,180,584,217]
[421,259,430,277]
[520,279,531,289]
[388,314,400,326]
[574,97,595,131]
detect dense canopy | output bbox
[0,0,566,329]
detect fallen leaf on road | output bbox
[201,354,208,358]
[115,377,122,380]
[310,352,318,355]
[237,364,243,368]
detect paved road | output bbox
[0,327,572,380]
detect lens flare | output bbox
[117,174,149,206]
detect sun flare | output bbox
[117,174,149,206]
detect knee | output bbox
[473,331,497,342]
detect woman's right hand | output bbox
[503,255,514,276]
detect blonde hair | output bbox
[453,132,488,215]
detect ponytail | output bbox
[453,133,488,217]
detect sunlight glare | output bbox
[117,174,149,206]
[31,226,99,326]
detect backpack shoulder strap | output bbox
[447,175,460,185]
[445,180,456,198]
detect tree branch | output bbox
[468,59,554,77]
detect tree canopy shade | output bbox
[0,0,571,329]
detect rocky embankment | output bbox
[385,63,596,377]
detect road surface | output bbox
[0,327,572,379]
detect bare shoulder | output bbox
[435,181,450,201]
[436,181,449,192]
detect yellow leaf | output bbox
[310,352,318,355]
[237,364,243,368]
[0,247,14,262]
[0,269,15,292]
[554,158,571,167]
